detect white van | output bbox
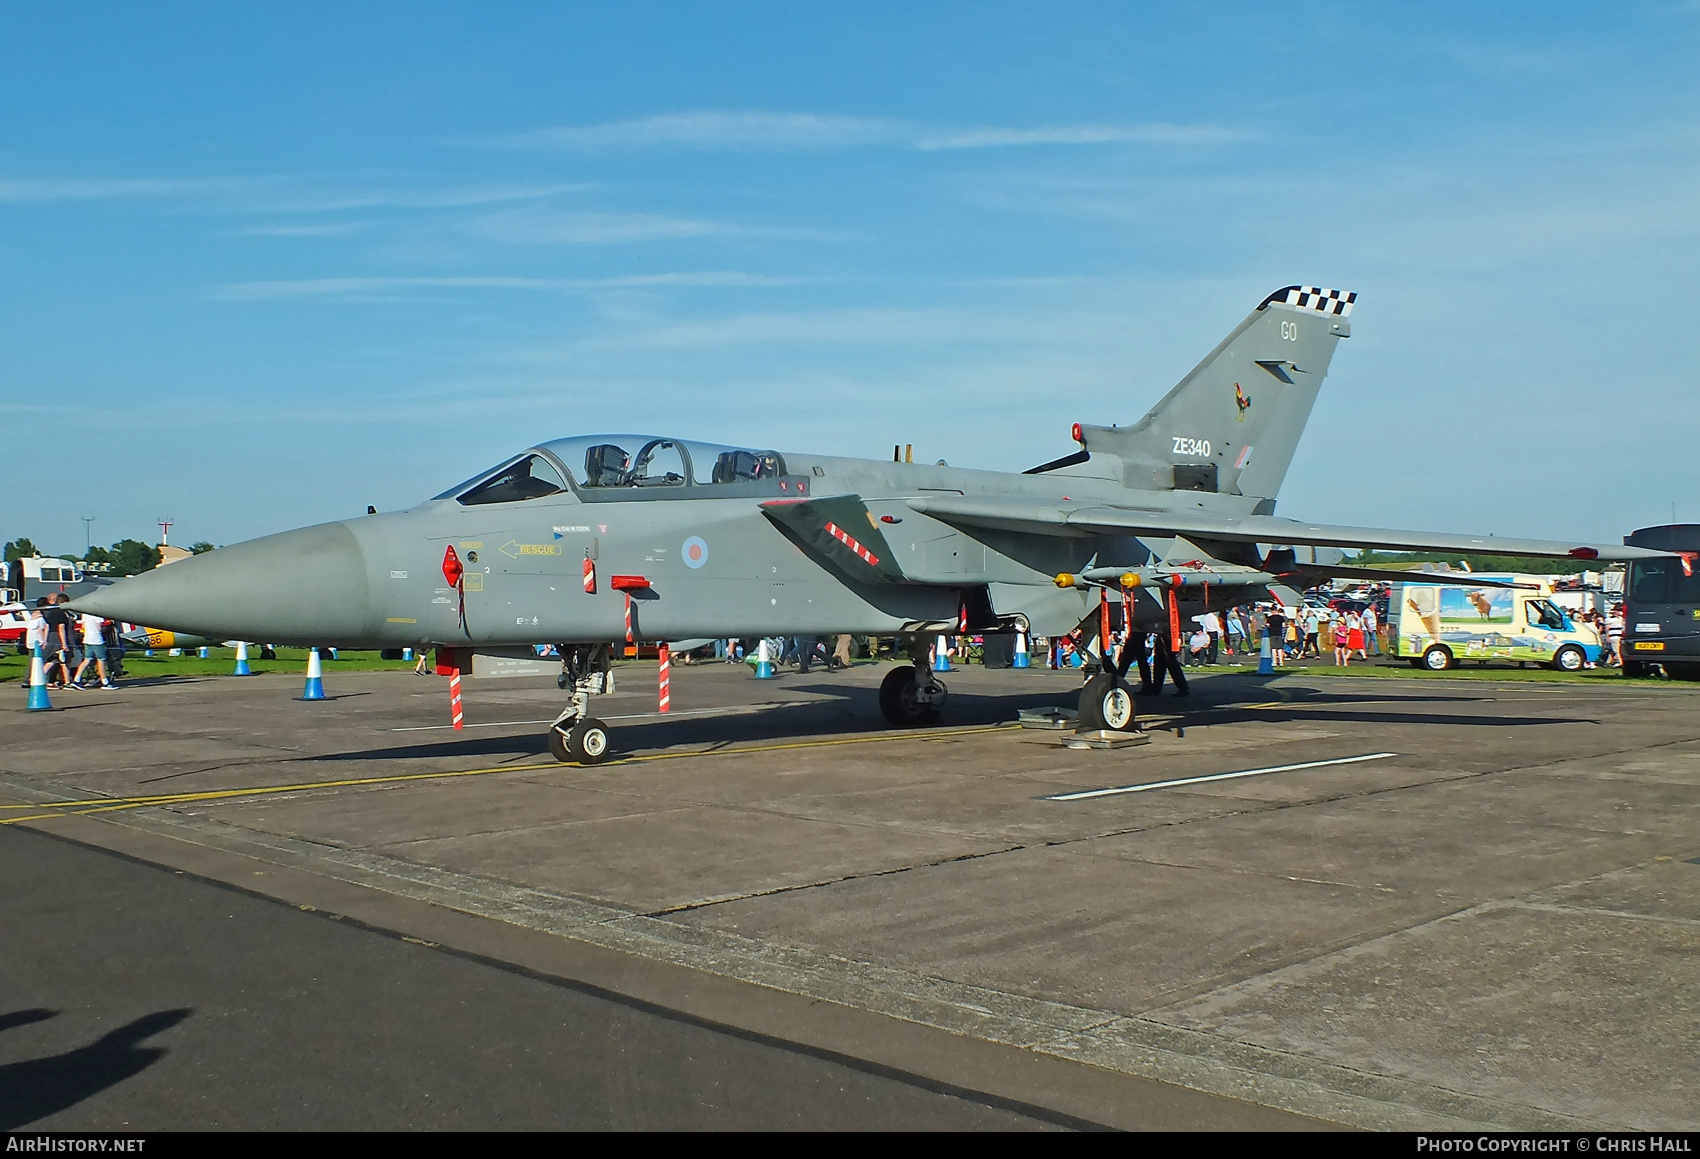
[1391,575,1603,672]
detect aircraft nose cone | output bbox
[71,521,373,646]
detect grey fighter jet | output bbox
[73,285,1665,761]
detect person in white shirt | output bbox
[1197,611,1222,664]
[1361,604,1379,656]
[71,612,113,689]
[25,602,48,654]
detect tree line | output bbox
[3,536,216,576]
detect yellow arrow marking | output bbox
[500,540,562,558]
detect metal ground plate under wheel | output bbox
[1018,706,1080,730]
[1061,729,1151,750]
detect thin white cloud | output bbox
[240,222,368,237]
[259,181,586,213]
[479,110,1250,153]
[486,111,906,151]
[0,173,581,211]
[470,208,846,245]
[568,305,1114,351]
[0,176,239,202]
[916,123,1251,149]
[217,272,813,300]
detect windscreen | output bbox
[455,455,568,506]
[1628,558,1700,604]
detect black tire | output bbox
[1078,673,1138,732]
[1666,664,1700,682]
[1623,659,1647,678]
[878,665,941,727]
[567,717,611,764]
[1551,645,1585,673]
[1422,645,1453,672]
[547,726,572,763]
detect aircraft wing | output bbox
[1275,564,1541,590]
[905,495,1665,562]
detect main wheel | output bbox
[1422,645,1453,671]
[1078,673,1139,732]
[567,717,611,764]
[878,665,942,726]
[547,725,572,763]
[1551,645,1585,673]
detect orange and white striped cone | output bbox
[658,644,671,713]
[449,667,464,729]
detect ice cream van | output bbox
[1390,575,1602,672]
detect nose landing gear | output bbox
[546,643,616,764]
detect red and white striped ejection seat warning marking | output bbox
[824,521,879,566]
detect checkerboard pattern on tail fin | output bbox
[1261,285,1357,316]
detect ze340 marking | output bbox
[1172,436,1212,457]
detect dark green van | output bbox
[1622,525,1700,680]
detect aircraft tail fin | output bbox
[1078,286,1354,503]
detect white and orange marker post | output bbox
[609,575,650,654]
[658,644,671,713]
[449,663,464,729]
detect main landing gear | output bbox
[546,643,616,764]
[1078,671,1138,731]
[877,637,949,727]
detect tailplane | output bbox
[1077,286,1354,502]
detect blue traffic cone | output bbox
[1258,630,1274,675]
[933,634,953,672]
[402,647,413,662]
[1012,628,1031,668]
[301,647,326,700]
[232,641,251,676]
[26,646,52,711]
[753,637,777,679]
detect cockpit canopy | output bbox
[434,434,789,506]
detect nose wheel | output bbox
[548,716,611,764]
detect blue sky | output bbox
[3,2,1697,554]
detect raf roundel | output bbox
[682,535,709,570]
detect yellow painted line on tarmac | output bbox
[0,722,1018,824]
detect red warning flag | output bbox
[442,545,464,587]
[582,553,596,594]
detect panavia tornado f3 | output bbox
[73,285,1667,761]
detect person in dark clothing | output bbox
[40,595,75,688]
[1266,606,1288,668]
[1149,632,1190,696]
[1121,631,1156,693]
